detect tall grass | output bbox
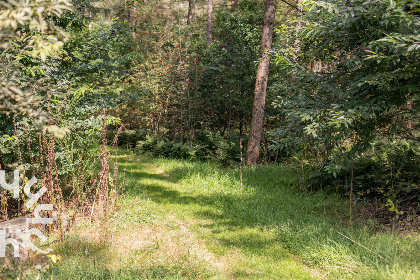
[154,158,420,279]
[5,154,418,279]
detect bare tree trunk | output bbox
[130,3,136,26]
[231,0,238,11]
[89,10,93,30]
[131,2,137,38]
[246,0,276,165]
[405,99,412,129]
[207,0,213,45]
[239,120,244,187]
[227,100,232,137]
[294,0,302,55]
[125,0,131,23]
[180,107,184,143]
[291,0,301,80]
[187,1,195,25]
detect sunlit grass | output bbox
[5,153,419,279]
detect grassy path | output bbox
[8,153,419,279]
[108,155,321,279]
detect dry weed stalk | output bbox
[89,117,124,243]
[91,117,124,223]
[1,91,123,241]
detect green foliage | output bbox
[0,134,18,169]
[273,0,420,157]
[0,0,71,118]
[193,0,264,134]
[108,129,147,149]
[58,19,141,94]
[135,136,209,161]
[134,131,243,165]
[0,0,130,221]
[270,0,420,213]
[309,139,420,215]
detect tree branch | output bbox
[279,0,302,13]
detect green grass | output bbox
[5,153,419,279]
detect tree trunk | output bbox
[207,0,213,45]
[231,0,238,11]
[291,0,301,79]
[187,1,195,25]
[294,0,302,54]
[246,0,276,165]
[130,2,137,38]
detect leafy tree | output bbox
[246,0,276,165]
[0,0,72,118]
[273,0,420,167]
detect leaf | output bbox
[407,44,417,53]
[47,254,61,263]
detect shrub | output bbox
[134,132,242,164]
[108,129,147,149]
[309,139,420,216]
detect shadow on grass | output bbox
[3,234,208,280]
[44,156,417,279]
[119,160,408,278]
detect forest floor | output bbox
[6,152,420,279]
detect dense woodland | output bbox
[0,0,419,278]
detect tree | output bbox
[207,0,213,45]
[0,0,71,119]
[246,0,276,165]
[187,0,195,24]
[195,0,264,136]
[273,0,420,164]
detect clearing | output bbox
[7,153,420,279]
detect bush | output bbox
[108,129,147,149]
[134,132,243,165]
[309,139,420,216]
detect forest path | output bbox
[20,153,419,280]
[98,154,324,279]
[16,153,344,279]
